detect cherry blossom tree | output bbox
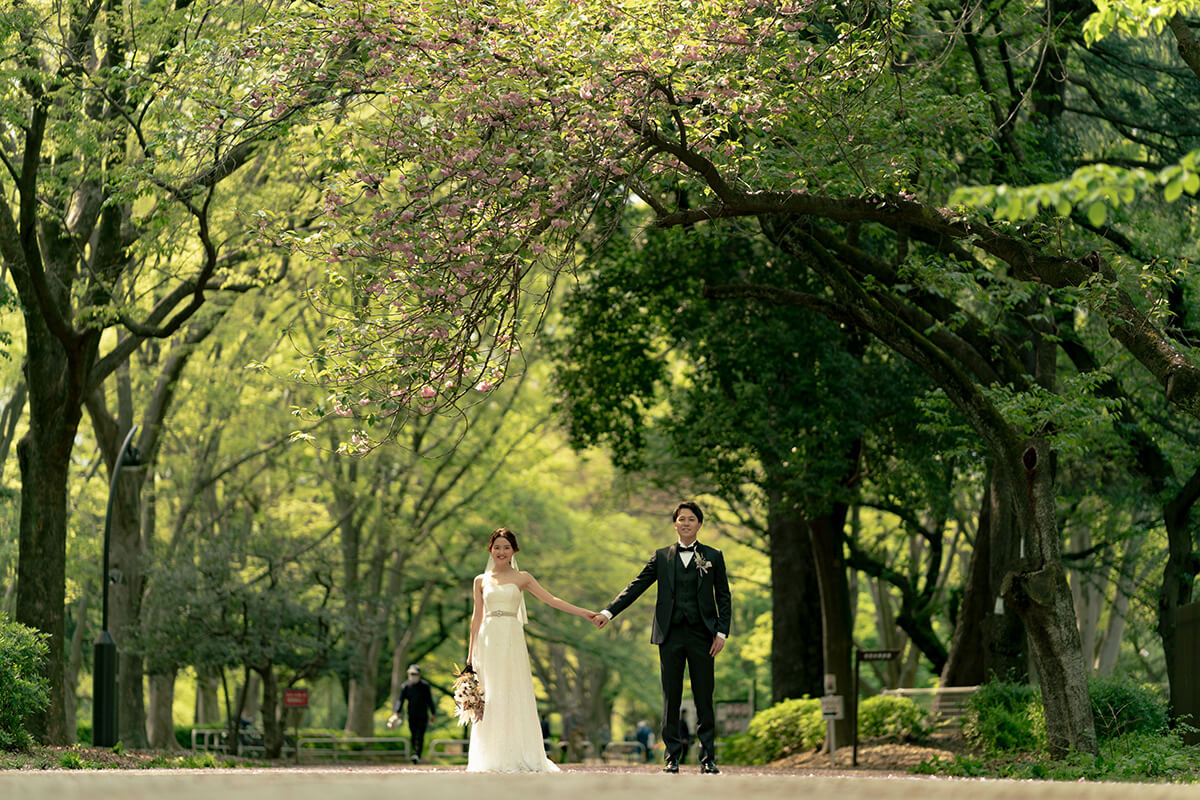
[242,0,1103,755]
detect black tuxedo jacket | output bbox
[605,542,732,645]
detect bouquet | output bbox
[452,663,485,725]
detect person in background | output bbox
[389,664,436,763]
[679,708,693,764]
[635,719,654,762]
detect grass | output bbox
[912,730,1200,782]
[0,744,265,771]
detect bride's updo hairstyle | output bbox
[489,528,520,552]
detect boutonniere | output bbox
[694,550,712,576]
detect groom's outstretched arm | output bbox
[600,553,658,624]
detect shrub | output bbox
[1087,674,1167,742]
[962,680,1046,755]
[0,615,50,751]
[857,694,931,742]
[723,697,824,764]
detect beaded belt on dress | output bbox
[487,610,517,618]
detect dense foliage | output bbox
[963,677,1168,756]
[0,615,49,751]
[962,681,1048,755]
[722,694,929,765]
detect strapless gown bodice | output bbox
[482,581,524,616]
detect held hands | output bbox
[590,612,609,629]
[386,714,401,729]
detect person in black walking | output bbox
[679,708,693,764]
[389,664,437,763]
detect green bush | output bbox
[963,677,1169,757]
[857,694,931,742]
[723,697,824,764]
[962,680,1046,755]
[0,615,50,751]
[724,693,934,765]
[1087,674,1167,742]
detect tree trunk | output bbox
[941,473,1027,686]
[345,657,381,737]
[241,672,262,725]
[63,589,90,745]
[1096,537,1144,675]
[2,579,14,618]
[111,466,149,747]
[999,438,1097,759]
[259,665,286,759]
[0,380,26,479]
[147,671,182,750]
[807,493,856,749]
[15,370,81,744]
[389,581,436,707]
[766,500,823,701]
[1069,522,1102,673]
[195,666,223,725]
[1161,463,1200,723]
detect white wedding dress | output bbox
[466,579,560,772]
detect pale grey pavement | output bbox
[2,768,1200,800]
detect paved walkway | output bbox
[2,767,1199,799]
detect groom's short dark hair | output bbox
[672,502,703,524]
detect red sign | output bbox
[284,688,309,708]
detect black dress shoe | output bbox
[700,760,720,774]
[663,759,679,773]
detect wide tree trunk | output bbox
[147,671,182,750]
[766,500,823,701]
[999,438,1096,759]
[15,321,85,744]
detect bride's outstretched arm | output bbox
[467,575,484,665]
[520,573,597,619]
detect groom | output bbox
[595,501,731,774]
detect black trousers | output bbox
[658,619,716,763]
[409,719,428,758]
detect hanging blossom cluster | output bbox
[223,0,921,448]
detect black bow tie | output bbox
[678,544,696,552]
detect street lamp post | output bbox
[93,425,141,748]
[853,648,900,766]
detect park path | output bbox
[2,767,1200,800]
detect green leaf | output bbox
[1165,178,1183,203]
[1086,201,1107,227]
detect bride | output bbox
[466,528,600,772]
